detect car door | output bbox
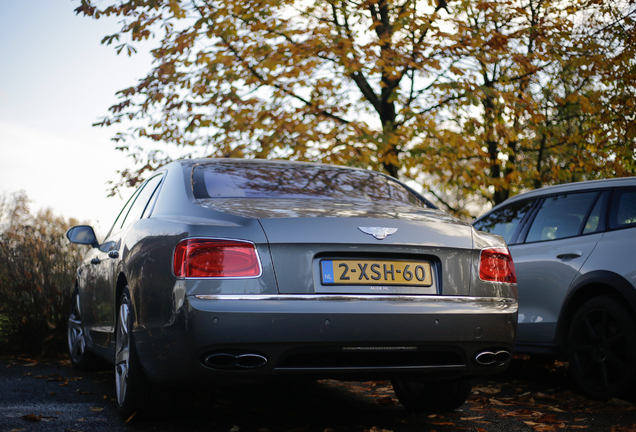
[82,174,164,345]
[512,191,608,344]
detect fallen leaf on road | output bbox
[608,398,634,406]
[125,412,137,423]
[460,416,484,421]
[59,381,69,387]
[21,414,42,422]
[76,418,87,422]
[548,407,566,413]
[533,392,556,400]
[377,396,396,405]
[47,377,65,382]
[489,398,513,406]
[536,414,567,424]
[77,390,93,395]
[473,386,501,394]
[89,407,104,412]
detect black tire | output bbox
[67,289,97,370]
[567,296,636,400]
[115,287,150,418]
[391,377,472,412]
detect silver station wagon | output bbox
[66,159,518,416]
[474,177,636,400]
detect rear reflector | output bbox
[479,247,517,283]
[174,239,261,278]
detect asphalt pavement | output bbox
[2,355,636,432]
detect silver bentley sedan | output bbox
[66,159,518,417]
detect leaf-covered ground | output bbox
[2,355,636,432]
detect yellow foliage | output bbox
[76,0,636,211]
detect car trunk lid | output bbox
[196,198,474,296]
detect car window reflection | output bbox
[192,163,428,208]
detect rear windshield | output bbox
[191,162,429,208]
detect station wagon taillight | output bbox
[479,247,517,283]
[173,239,261,278]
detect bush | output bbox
[0,192,86,356]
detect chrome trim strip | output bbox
[193,294,517,305]
[274,365,466,372]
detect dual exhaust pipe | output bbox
[474,350,511,366]
[203,352,268,370]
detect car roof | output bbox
[179,158,361,170]
[484,177,636,214]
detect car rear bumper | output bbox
[135,295,518,386]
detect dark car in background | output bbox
[473,177,636,400]
[67,159,518,416]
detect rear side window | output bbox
[473,199,535,245]
[192,162,429,208]
[525,192,598,243]
[609,188,636,230]
[108,174,164,237]
[120,174,164,229]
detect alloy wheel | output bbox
[67,293,86,364]
[568,296,636,399]
[115,298,130,406]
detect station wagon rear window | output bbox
[192,162,428,207]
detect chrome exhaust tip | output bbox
[203,353,268,370]
[474,350,511,366]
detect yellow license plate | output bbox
[321,260,432,286]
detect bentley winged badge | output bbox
[358,227,398,240]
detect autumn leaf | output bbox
[489,398,514,406]
[21,414,42,422]
[548,406,566,413]
[377,396,397,405]
[536,415,567,424]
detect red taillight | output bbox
[479,247,517,283]
[173,239,261,278]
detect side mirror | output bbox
[66,225,99,248]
